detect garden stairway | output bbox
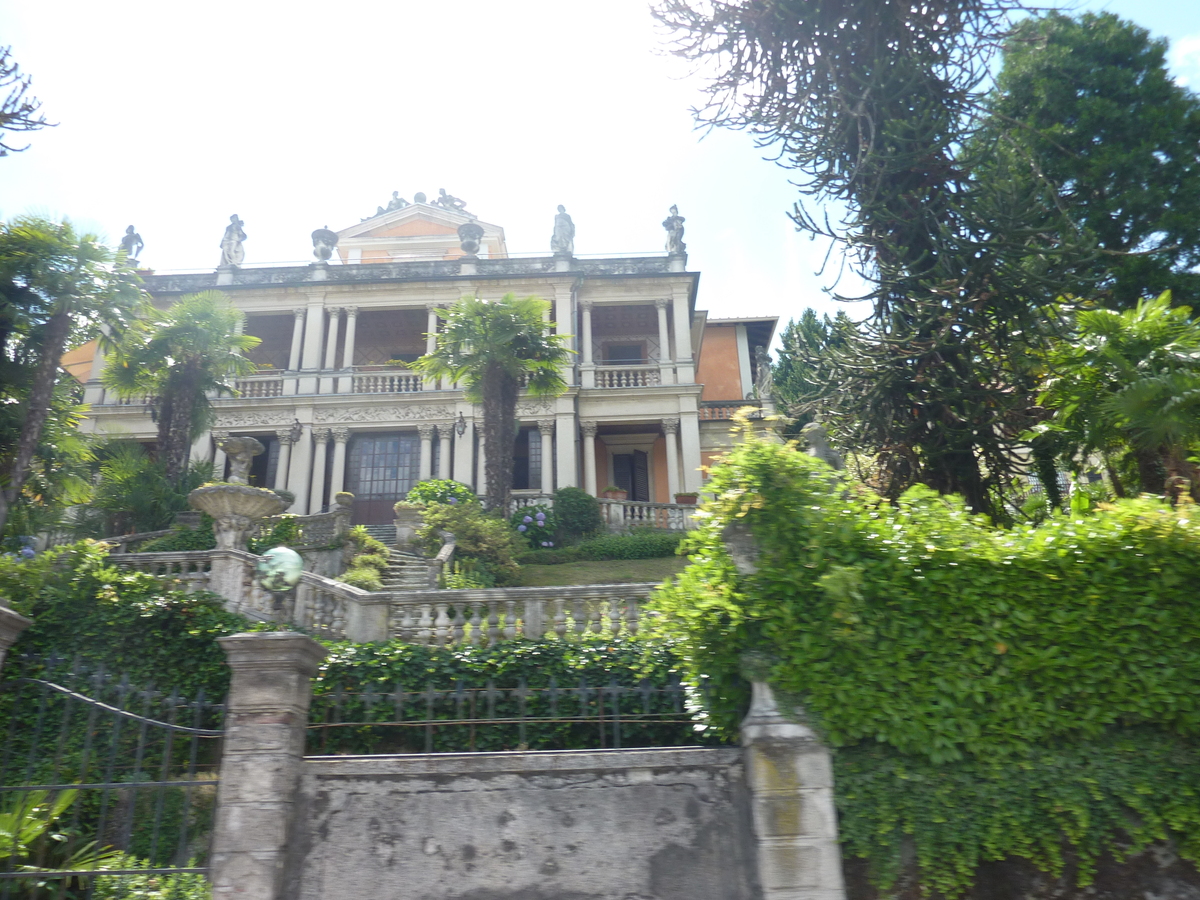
[360,524,397,546]
[382,549,438,591]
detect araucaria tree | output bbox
[411,294,571,513]
[104,292,260,483]
[655,0,1087,515]
[0,216,143,535]
[0,47,52,156]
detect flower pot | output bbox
[674,494,699,505]
[601,489,628,501]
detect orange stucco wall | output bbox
[653,436,669,503]
[697,326,743,401]
[376,220,458,237]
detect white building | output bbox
[79,197,777,526]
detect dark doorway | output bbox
[612,449,649,502]
[347,432,420,525]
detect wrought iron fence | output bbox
[0,654,224,896]
[308,676,724,756]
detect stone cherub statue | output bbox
[118,225,144,262]
[753,345,775,400]
[219,215,247,267]
[219,435,265,484]
[311,226,339,262]
[662,205,686,255]
[551,204,575,256]
[801,422,844,471]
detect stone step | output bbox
[359,524,396,545]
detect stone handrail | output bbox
[699,400,762,420]
[102,529,175,553]
[234,375,284,398]
[353,370,423,394]
[110,550,657,646]
[597,499,695,532]
[594,365,661,388]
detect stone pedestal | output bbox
[393,503,424,551]
[0,606,32,671]
[741,681,846,900]
[210,633,327,900]
[189,484,289,608]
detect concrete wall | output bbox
[284,747,762,900]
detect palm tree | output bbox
[104,291,260,483]
[1040,291,1200,498]
[0,216,144,535]
[410,294,572,512]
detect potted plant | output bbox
[600,485,628,501]
[674,492,699,505]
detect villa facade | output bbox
[77,198,777,525]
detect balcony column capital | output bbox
[331,427,350,444]
[312,427,331,445]
[537,418,556,437]
[275,428,296,446]
[580,419,598,439]
[661,417,680,436]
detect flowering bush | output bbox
[405,479,476,507]
[508,504,557,549]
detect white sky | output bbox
[1,0,1198,338]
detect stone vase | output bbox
[189,484,288,551]
[393,503,424,551]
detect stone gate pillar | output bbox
[741,680,846,900]
[210,632,326,900]
[0,606,32,671]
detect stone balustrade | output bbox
[699,400,762,420]
[234,375,284,397]
[598,498,696,531]
[594,364,661,388]
[112,550,657,646]
[352,370,424,393]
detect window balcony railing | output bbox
[352,368,424,394]
[699,400,762,420]
[593,364,661,389]
[235,373,284,398]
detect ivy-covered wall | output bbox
[651,430,1200,898]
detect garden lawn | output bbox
[517,556,686,586]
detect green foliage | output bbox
[341,566,383,592]
[983,11,1200,310]
[139,519,216,553]
[308,638,720,755]
[246,515,301,554]
[837,731,1200,897]
[347,524,388,557]
[652,431,1200,761]
[0,789,125,893]
[338,524,390,590]
[417,500,522,586]
[772,309,854,440]
[515,546,583,566]
[93,857,211,899]
[75,443,212,538]
[0,541,248,697]
[551,486,602,542]
[405,479,476,506]
[576,530,684,561]
[442,558,495,589]
[509,504,557,549]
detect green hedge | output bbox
[577,530,684,560]
[651,430,1200,895]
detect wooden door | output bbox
[347,433,420,525]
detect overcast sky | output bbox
[2,0,1198,336]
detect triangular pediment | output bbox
[336,201,507,261]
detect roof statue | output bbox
[551,205,575,257]
[434,188,473,216]
[801,422,844,471]
[218,435,265,484]
[118,225,144,263]
[311,226,338,262]
[753,345,775,400]
[662,205,686,255]
[219,215,246,268]
[386,191,409,212]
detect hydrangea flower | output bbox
[448,497,458,505]
[523,515,533,523]
[517,524,527,532]
[535,511,546,520]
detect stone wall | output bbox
[283,747,762,900]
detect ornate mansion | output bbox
[77,193,777,525]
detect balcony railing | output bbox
[594,365,661,389]
[235,374,284,397]
[598,499,696,532]
[353,369,424,393]
[699,400,762,420]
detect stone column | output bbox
[417,424,434,482]
[320,308,342,394]
[553,282,575,385]
[422,304,440,390]
[671,287,695,383]
[273,430,294,492]
[339,307,359,393]
[287,308,305,372]
[662,417,681,499]
[680,410,703,493]
[476,429,487,498]
[538,418,555,496]
[742,680,847,900]
[579,298,595,388]
[555,411,577,488]
[437,425,452,480]
[310,428,330,513]
[299,302,325,394]
[581,420,598,496]
[287,425,313,515]
[655,297,675,385]
[452,417,474,486]
[83,325,110,405]
[210,633,327,900]
[212,430,230,481]
[0,606,32,672]
[329,428,349,496]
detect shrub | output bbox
[405,479,476,507]
[347,525,388,557]
[442,559,495,589]
[247,515,302,554]
[417,501,522,586]
[139,518,216,553]
[651,428,1200,896]
[577,530,684,561]
[551,486,602,543]
[509,504,557,549]
[341,566,383,591]
[516,546,583,566]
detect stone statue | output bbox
[551,204,575,256]
[753,345,775,400]
[386,191,409,212]
[218,435,265,484]
[801,422,844,471]
[219,215,247,267]
[118,225,143,262]
[311,226,338,262]
[662,205,686,255]
[458,222,485,256]
[434,188,468,213]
